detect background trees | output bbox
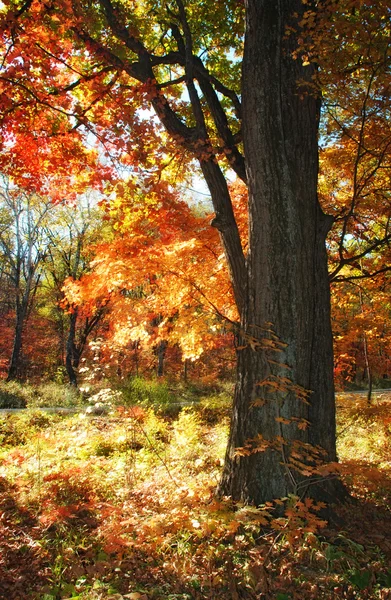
[0,182,109,382]
[43,198,109,385]
[0,179,52,380]
[316,2,391,394]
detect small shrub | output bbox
[90,435,118,457]
[0,381,84,409]
[53,365,68,384]
[170,409,203,463]
[142,408,170,442]
[198,393,231,424]
[120,377,176,412]
[42,467,97,506]
[0,381,30,408]
[134,409,171,472]
[0,410,62,447]
[0,414,29,446]
[25,410,59,429]
[84,387,122,415]
[29,382,83,408]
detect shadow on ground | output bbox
[0,476,51,600]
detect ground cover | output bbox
[0,384,391,599]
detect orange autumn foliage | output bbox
[64,180,248,365]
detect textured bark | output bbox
[219,0,344,504]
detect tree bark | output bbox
[219,0,344,504]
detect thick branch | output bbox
[195,57,246,183]
[98,0,146,56]
[98,0,244,173]
[151,50,242,117]
[201,159,246,315]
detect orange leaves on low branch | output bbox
[256,374,311,404]
[275,416,310,430]
[271,496,328,547]
[235,427,340,482]
[235,434,271,457]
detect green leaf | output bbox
[378,569,391,588]
[347,569,371,590]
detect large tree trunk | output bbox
[219,0,344,504]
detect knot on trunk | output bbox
[318,210,335,239]
[210,214,230,232]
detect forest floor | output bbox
[0,383,391,599]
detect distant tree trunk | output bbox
[219,0,345,504]
[7,308,24,381]
[183,358,189,383]
[359,289,372,405]
[362,329,372,405]
[156,340,167,377]
[64,304,105,386]
[7,281,32,381]
[65,310,78,386]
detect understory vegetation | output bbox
[1,380,391,599]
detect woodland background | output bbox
[1,166,390,395]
